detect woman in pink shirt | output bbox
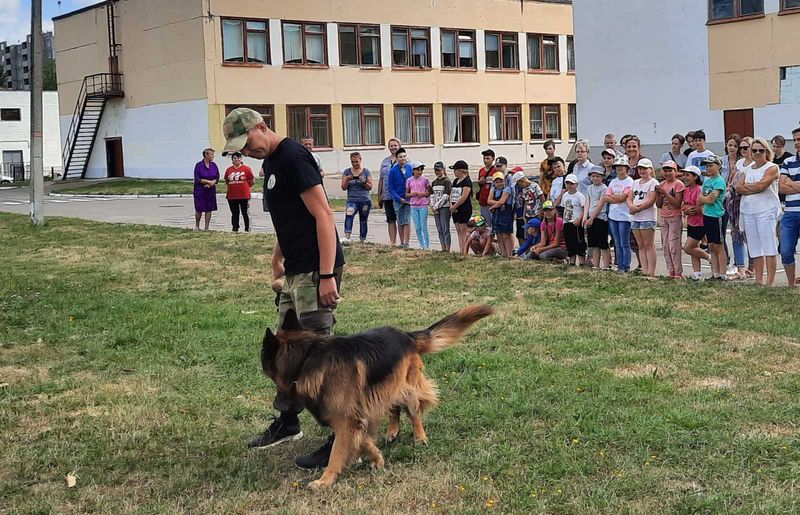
[406,162,432,250]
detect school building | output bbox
[574,0,800,158]
[53,0,576,180]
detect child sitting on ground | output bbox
[516,218,542,259]
[463,215,498,257]
[530,200,568,261]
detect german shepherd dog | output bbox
[261,304,493,489]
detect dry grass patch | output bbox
[608,363,663,379]
[0,364,50,383]
[738,423,799,439]
[684,377,735,390]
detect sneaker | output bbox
[295,434,334,469]
[691,273,702,281]
[339,237,351,245]
[248,418,303,449]
[726,265,737,276]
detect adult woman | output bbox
[627,158,659,276]
[340,151,373,243]
[625,136,645,180]
[450,160,473,254]
[725,136,750,279]
[659,133,688,170]
[193,148,219,231]
[736,138,781,286]
[224,152,255,232]
[772,135,793,165]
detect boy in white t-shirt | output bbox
[557,174,587,265]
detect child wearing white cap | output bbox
[406,162,432,250]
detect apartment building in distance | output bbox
[53,0,575,179]
[1,32,55,90]
[574,0,800,158]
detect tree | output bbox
[43,58,57,91]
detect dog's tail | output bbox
[412,304,494,355]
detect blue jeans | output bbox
[609,219,632,271]
[344,199,371,241]
[780,211,800,265]
[411,206,430,249]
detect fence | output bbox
[0,163,63,182]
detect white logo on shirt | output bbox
[267,175,276,190]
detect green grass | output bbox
[2,212,800,513]
[55,178,262,196]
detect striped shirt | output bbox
[781,153,800,212]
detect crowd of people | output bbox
[352,129,800,287]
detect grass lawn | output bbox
[55,178,261,197]
[2,212,800,513]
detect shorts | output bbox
[396,202,411,225]
[383,199,397,223]
[452,205,472,224]
[587,218,609,249]
[631,220,657,230]
[686,225,705,241]
[563,222,587,257]
[515,218,526,240]
[491,207,514,234]
[703,215,725,245]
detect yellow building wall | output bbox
[708,13,800,110]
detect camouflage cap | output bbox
[222,107,263,155]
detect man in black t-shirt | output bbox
[222,107,345,470]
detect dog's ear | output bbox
[261,327,279,373]
[281,309,302,332]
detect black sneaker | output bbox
[295,434,334,469]
[248,418,302,449]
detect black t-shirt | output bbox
[451,176,473,219]
[262,138,344,275]
[774,151,793,166]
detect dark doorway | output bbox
[105,138,124,178]
[724,109,754,138]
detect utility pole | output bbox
[29,0,44,225]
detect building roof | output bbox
[52,0,107,22]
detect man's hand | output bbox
[378,199,383,209]
[319,277,340,308]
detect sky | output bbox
[1,0,98,44]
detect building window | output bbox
[485,31,518,70]
[339,24,380,67]
[488,104,522,142]
[394,105,433,144]
[343,105,384,147]
[283,21,327,66]
[709,0,764,21]
[443,105,478,144]
[225,104,274,130]
[221,18,269,64]
[391,27,430,67]
[440,29,475,69]
[567,36,575,72]
[22,54,27,62]
[287,105,332,148]
[1,108,22,121]
[527,34,559,71]
[782,0,800,10]
[568,104,577,140]
[530,104,560,141]
[23,66,28,74]
[23,78,29,86]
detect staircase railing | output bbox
[61,73,123,179]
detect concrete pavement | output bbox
[1,184,796,285]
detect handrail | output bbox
[61,73,124,178]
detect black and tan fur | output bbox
[261,304,493,489]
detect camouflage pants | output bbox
[273,267,343,415]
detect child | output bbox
[548,157,567,215]
[430,161,452,252]
[655,160,685,279]
[557,174,587,265]
[516,218,542,259]
[488,171,515,257]
[681,166,711,280]
[518,174,545,222]
[464,215,498,257]
[627,158,659,276]
[406,161,432,250]
[584,166,611,269]
[698,155,728,280]
[510,170,528,247]
[604,155,634,272]
[531,200,567,261]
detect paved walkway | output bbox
[1,184,795,285]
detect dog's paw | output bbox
[414,436,429,446]
[371,455,385,470]
[307,478,334,490]
[385,433,398,445]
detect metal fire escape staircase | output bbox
[61,1,123,180]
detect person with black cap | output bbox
[430,161,452,252]
[450,160,474,253]
[477,149,496,226]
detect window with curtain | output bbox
[530,105,560,140]
[485,33,499,69]
[394,105,432,144]
[709,0,763,20]
[568,104,577,140]
[222,19,270,64]
[441,29,475,69]
[489,105,521,141]
[339,24,380,66]
[283,21,326,65]
[486,32,518,70]
[444,105,478,144]
[783,0,800,9]
[528,34,558,71]
[391,27,430,67]
[567,36,574,72]
[287,105,332,147]
[343,105,384,147]
[226,104,275,130]
[222,20,244,63]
